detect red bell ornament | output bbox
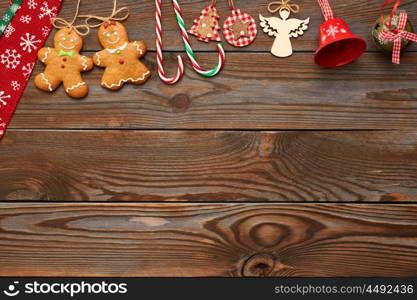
[315,0,366,68]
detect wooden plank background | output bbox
[1,0,417,277]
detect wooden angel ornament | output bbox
[260,0,309,57]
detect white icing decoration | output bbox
[41,73,52,91]
[66,81,86,92]
[96,52,102,65]
[81,56,88,70]
[106,42,128,54]
[132,42,143,55]
[102,71,150,89]
[41,47,51,63]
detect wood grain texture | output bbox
[8,52,417,130]
[1,203,417,277]
[1,130,417,201]
[2,0,417,52]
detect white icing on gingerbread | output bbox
[101,70,150,89]
[81,56,88,71]
[96,52,102,65]
[66,81,86,92]
[42,48,52,63]
[132,42,144,55]
[41,73,53,91]
[106,42,128,54]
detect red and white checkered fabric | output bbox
[317,0,334,21]
[379,12,417,64]
[188,6,221,43]
[223,9,257,47]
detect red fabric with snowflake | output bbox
[0,0,62,139]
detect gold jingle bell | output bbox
[372,14,414,52]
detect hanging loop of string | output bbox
[380,0,402,32]
[80,0,129,28]
[52,0,90,35]
[268,0,300,14]
[317,0,334,21]
[227,0,235,10]
[210,0,217,8]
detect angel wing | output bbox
[259,14,284,37]
[287,18,310,38]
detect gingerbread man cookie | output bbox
[35,28,93,99]
[93,21,150,90]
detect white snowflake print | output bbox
[2,14,11,23]
[41,26,50,37]
[1,49,21,69]
[0,118,5,136]
[326,25,339,39]
[38,2,58,20]
[28,0,38,9]
[22,62,35,78]
[20,15,32,24]
[10,3,21,14]
[10,81,21,91]
[0,91,11,107]
[20,33,41,53]
[4,24,15,38]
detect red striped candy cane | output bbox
[155,0,184,84]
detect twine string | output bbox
[52,0,90,36]
[80,0,129,28]
[268,0,300,14]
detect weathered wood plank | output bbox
[2,0,417,52]
[1,130,417,201]
[0,203,417,277]
[9,52,417,130]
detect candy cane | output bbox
[172,0,225,78]
[155,0,184,84]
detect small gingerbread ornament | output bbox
[84,1,150,90]
[188,0,221,43]
[34,1,93,99]
[260,0,309,58]
[223,0,258,47]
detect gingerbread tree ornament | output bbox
[188,1,221,43]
